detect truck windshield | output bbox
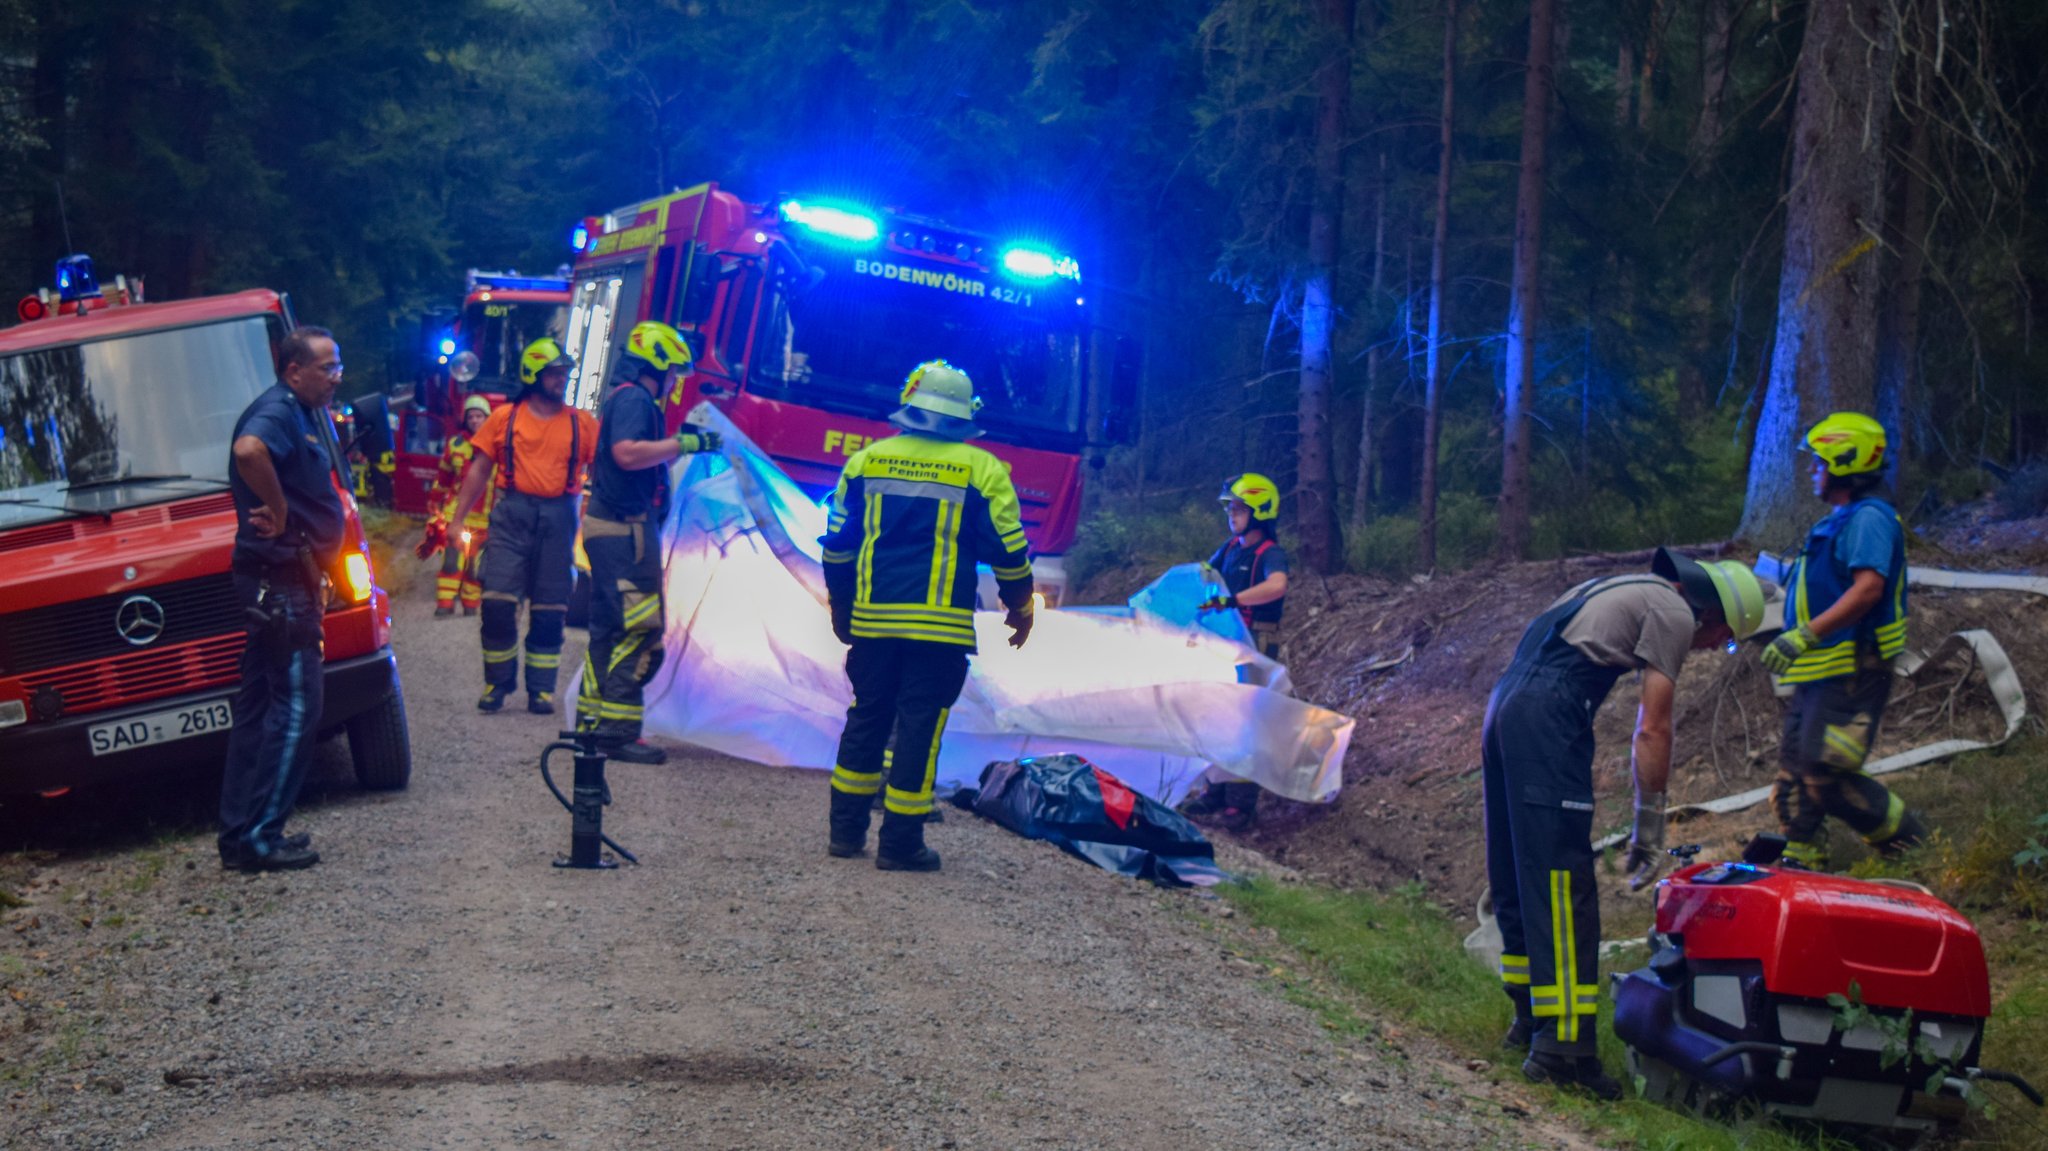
[460,299,568,397]
[0,316,274,527]
[748,252,1085,451]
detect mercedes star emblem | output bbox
[115,594,167,647]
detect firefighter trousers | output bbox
[576,516,664,746]
[829,639,970,855]
[1774,665,1921,862]
[1481,664,1604,1057]
[479,490,577,696]
[436,532,483,611]
[218,573,324,864]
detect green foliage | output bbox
[1347,492,1494,578]
[1066,498,1221,593]
[1222,878,1841,1151]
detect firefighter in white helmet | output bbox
[820,360,1034,871]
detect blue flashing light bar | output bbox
[439,338,458,356]
[999,246,1081,282]
[469,272,569,294]
[780,200,881,245]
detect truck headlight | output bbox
[343,552,375,604]
[0,699,25,730]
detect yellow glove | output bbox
[1759,625,1817,675]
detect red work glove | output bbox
[1198,593,1238,613]
[415,518,449,560]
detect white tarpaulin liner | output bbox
[624,406,1353,805]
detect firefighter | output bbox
[821,360,1034,871]
[1760,412,1928,870]
[1180,472,1290,829]
[574,321,722,764]
[416,394,495,617]
[445,338,598,715]
[1484,548,1767,1098]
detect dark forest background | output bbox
[5,0,2046,577]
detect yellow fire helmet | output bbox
[614,320,692,383]
[1804,411,1887,477]
[1219,472,1279,522]
[1653,547,1771,638]
[462,394,493,419]
[890,359,983,440]
[518,337,575,386]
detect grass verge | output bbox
[1221,871,2048,1149]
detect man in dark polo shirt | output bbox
[574,321,721,764]
[219,326,347,872]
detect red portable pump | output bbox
[1614,836,2042,1136]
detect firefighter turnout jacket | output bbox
[430,434,495,529]
[820,432,1034,646]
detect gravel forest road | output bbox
[1,588,1585,1150]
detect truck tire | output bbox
[347,689,412,791]
[566,566,592,630]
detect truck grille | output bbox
[0,573,243,676]
[19,633,246,716]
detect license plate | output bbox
[88,699,234,756]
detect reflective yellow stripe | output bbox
[525,652,562,669]
[831,765,883,796]
[1499,954,1531,986]
[927,501,949,606]
[848,620,977,646]
[1864,792,1908,843]
[1555,870,1578,1042]
[623,594,662,628]
[482,647,518,663]
[991,562,1031,581]
[1823,725,1868,765]
[855,487,881,605]
[821,548,855,564]
[853,604,974,623]
[885,706,946,818]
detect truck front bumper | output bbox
[0,646,399,794]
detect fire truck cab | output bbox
[373,270,569,517]
[562,185,1118,605]
[0,266,409,795]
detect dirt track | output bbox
[0,584,1582,1150]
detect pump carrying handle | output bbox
[539,739,639,865]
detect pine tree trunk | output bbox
[27,9,71,287]
[1738,0,1897,546]
[1419,0,1458,573]
[1352,151,1388,532]
[1877,22,1933,486]
[1497,0,1558,562]
[1295,0,1356,573]
[1691,0,1733,156]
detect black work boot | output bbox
[876,811,940,872]
[1522,1051,1623,1101]
[1501,1015,1536,1050]
[1873,810,1930,858]
[829,790,873,858]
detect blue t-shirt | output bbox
[228,382,346,568]
[1832,502,1902,577]
[589,381,667,520]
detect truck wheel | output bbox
[566,567,592,630]
[347,689,412,791]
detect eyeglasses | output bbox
[311,361,345,377]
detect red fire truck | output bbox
[562,185,1121,604]
[1,260,409,794]
[375,269,570,516]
